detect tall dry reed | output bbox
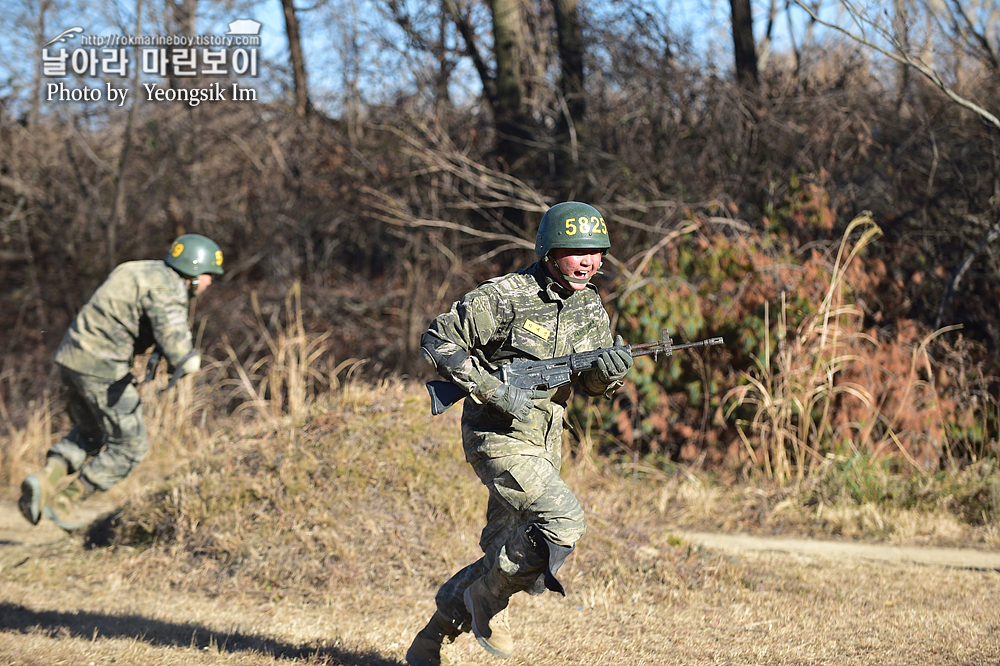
[723,213,885,484]
[220,281,361,421]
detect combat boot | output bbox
[18,456,68,525]
[464,568,516,658]
[42,476,95,532]
[405,610,463,666]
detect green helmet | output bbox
[164,234,224,277]
[534,201,611,257]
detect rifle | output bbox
[144,346,163,384]
[425,330,724,416]
[143,345,197,393]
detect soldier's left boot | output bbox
[405,610,463,666]
[18,456,68,525]
[42,476,96,532]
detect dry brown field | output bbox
[2,381,999,665]
[3,502,1000,666]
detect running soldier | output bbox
[406,202,633,665]
[18,234,224,530]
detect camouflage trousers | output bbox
[433,454,586,631]
[49,365,148,491]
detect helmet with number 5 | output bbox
[164,234,225,277]
[535,201,611,257]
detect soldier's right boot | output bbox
[18,456,68,525]
[42,476,95,532]
[405,610,463,666]
[464,567,517,659]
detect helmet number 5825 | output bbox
[565,216,607,236]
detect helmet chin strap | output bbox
[546,256,603,285]
[188,275,200,297]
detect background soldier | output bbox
[407,202,633,665]
[18,234,224,531]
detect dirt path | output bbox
[675,530,1000,570]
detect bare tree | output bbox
[553,0,584,193]
[171,0,196,36]
[431,0,539,230]
[730,0,758,87]
[389,0,535,171]
[378,0,593,203]
[281,0,312,117]
[891,0,911,111]
[30,0,52,129]
[757,0,780,70]
[487,0,534,172]
[165,0,196,90]
[106,0,146,272]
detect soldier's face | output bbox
[547,248,602,291]
[190,274,213,295]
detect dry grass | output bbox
[218,282,363,423]
[7,544,998,666]
[2,382,999,665]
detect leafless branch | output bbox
[792,0,1000,130]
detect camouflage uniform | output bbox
[420,259,617,631]
[50,260,197,490]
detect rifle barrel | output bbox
[630,336,724,356]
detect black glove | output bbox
[596,335,633,385]
[488,383,549,422]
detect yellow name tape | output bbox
[522,319,551,340]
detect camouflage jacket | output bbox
[422,261,615,464]
[55,260,195,380]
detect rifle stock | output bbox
[426,379,467,416]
